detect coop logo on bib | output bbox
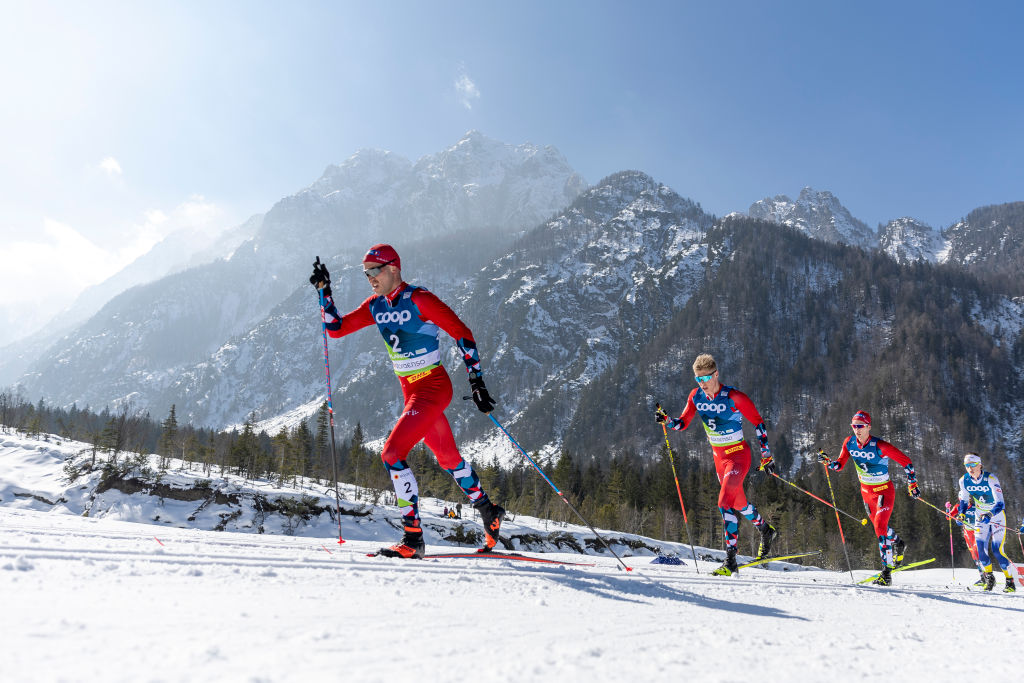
[696,402,727,413]
[375,310,412,324]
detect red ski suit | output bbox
[327,283,473,468]
[676,387,764,510]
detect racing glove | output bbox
[309,259,332,298]
[468,372,496,414]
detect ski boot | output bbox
[756,523,778,560]
[475,500,505,551]
[872,567,893,586]
[712,547,739,576]
[893,538,907,567]
[1004,577,1017,594]
[973,572,987,588]
[982,571,995,591]
[377,528,425,559]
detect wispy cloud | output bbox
[0,196,226,329]
[98,156,123,176]
[455,69,480,110]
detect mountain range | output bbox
[4,132,1022,484]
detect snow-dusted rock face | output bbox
[878,217,945,264]
[447,171,714,450]
[15,132,588,426]
[940,202,1024,272]
[748,187,877,246]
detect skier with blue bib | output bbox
[957,452,1015,593]
[310,244,505,558]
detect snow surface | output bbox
[2,433,1023,682]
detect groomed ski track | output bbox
[2,508,1020,682]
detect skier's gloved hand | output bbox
[655,405,669,424]
[310,260,332,297]
[907,481,921,499]
[980,513,992,525]
[955,513,966,527]
[758,449,776,475]
[816,449,830,465]
[468,372,496,414]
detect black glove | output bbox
[654,403,668,423]
[310,258,332,297]
[816,449,830,465]
[468,372,496,414]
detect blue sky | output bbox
[1,1,1022,338]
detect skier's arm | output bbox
[412,289,494,413]
[324,295,375,338]
[670,389,700,431]
[877,440,916,483]
[988,474,1005,516]
[729,389,770,453]
[832,438,852,471]
[410,289,480,373]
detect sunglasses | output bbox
[965,463,981,469]
[363,259,396,278]
[851,424,868,429]
[694,374,714,383]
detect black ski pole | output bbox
[314,256,345,545]
[486,413,632,572]
[655,403,700,572]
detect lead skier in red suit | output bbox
[310,244,505,558]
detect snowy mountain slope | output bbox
[747,186,877,246]
[448,171,715,452]
[878,216,946,263]
[2,431,1021,683]
[15,132,586,424]
[939,202,1024,290]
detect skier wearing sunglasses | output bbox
[309,244,505,559]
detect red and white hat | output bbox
[364,243,401,269]
[851,410,871,426]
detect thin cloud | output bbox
[455,71,480,110]
[98,156,123,175]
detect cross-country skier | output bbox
[309,244,505,558]
[655,353,778,576]
[817,411,918,586]
[957,453,1015,592]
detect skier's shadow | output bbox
[528,566,808,620]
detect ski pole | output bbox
[655,403,700,572]
[945,501,956,583]
[770,468,869,526]
[823,461,855,582]
[315,257,345,545]
[486,413,632,572]
[914,496,1000,532]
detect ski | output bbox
[737,550,822,570]
[422,551,596,566]
[857,557,936,584]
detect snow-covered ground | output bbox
[2,432,1022,682]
